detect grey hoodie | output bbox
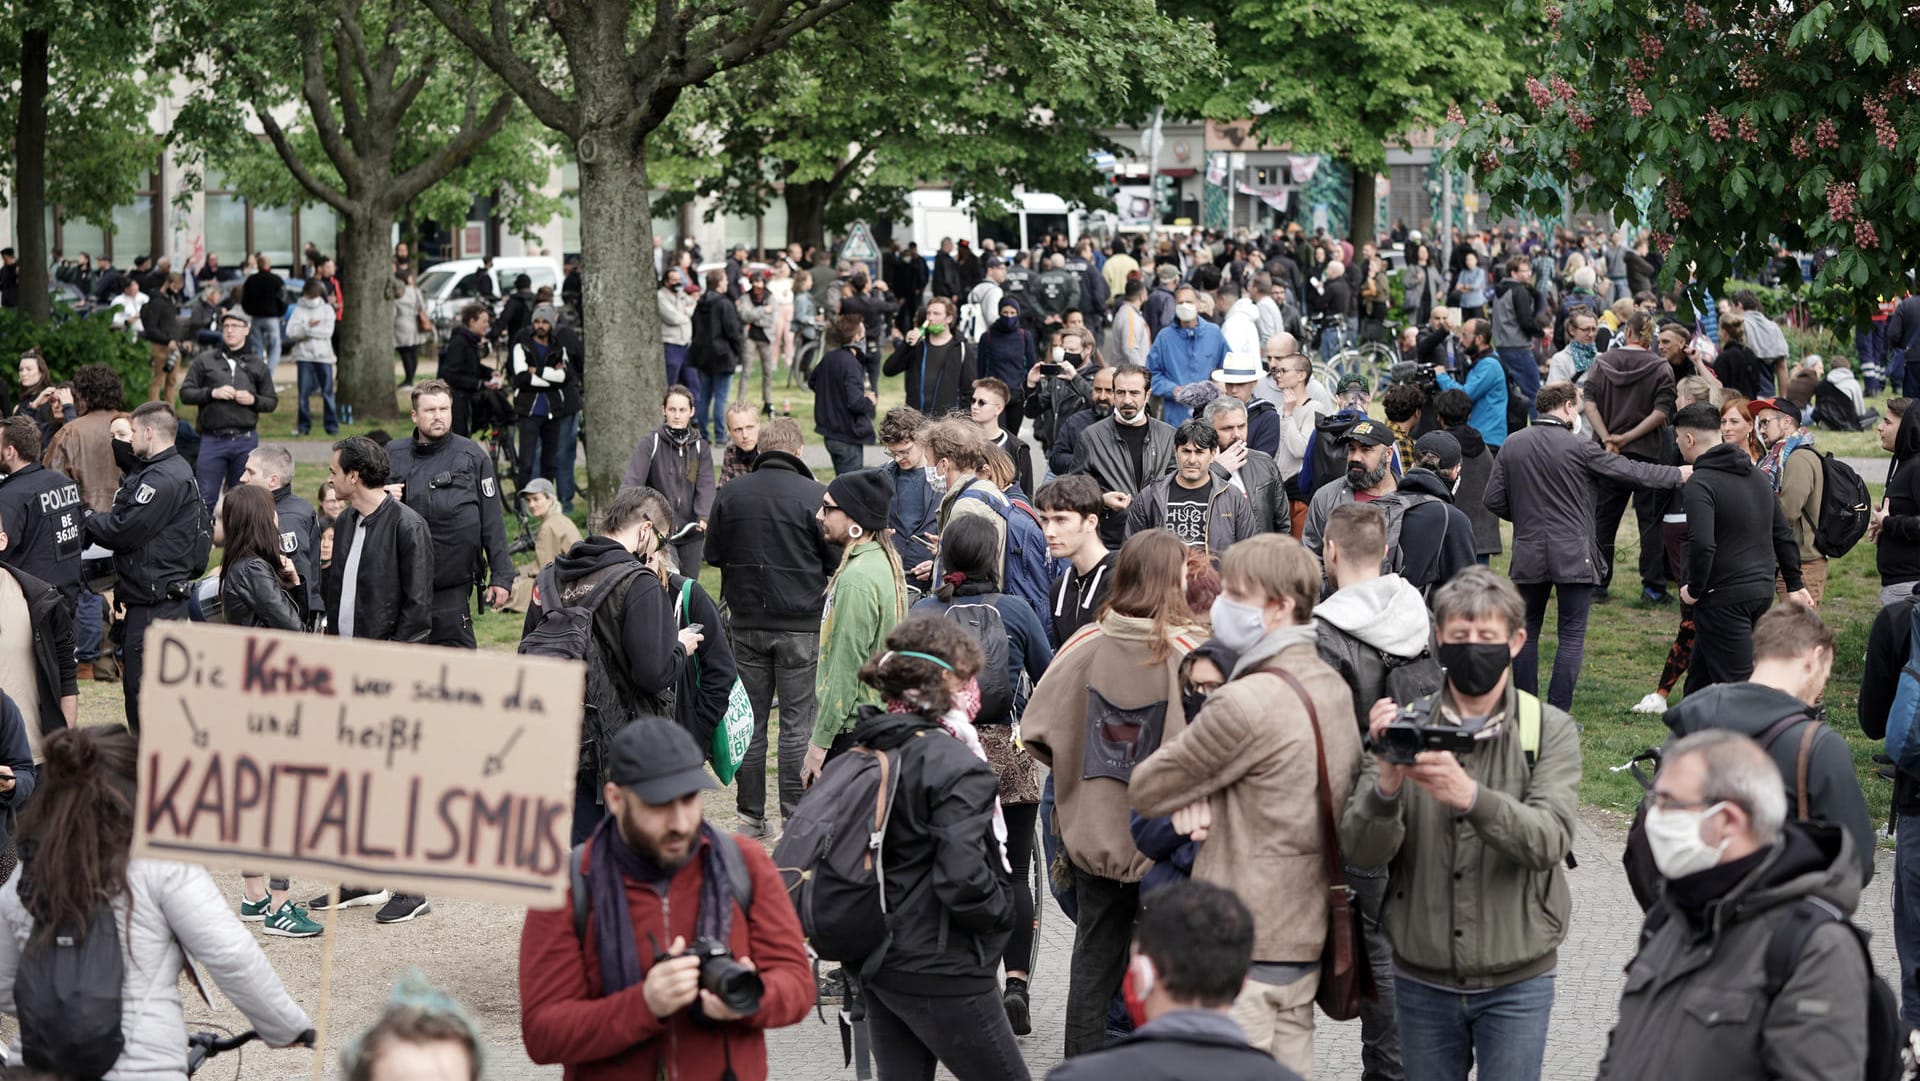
[1313,574,1434,732]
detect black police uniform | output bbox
[0,462,84,600]
[384,430,512,649]
[85,446,210,734]
[270,483,320,620]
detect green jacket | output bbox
[811,539,905,749]
[1339,682,1581,990]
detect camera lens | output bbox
[700,955,763,1016]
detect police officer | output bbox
[178,309,278,516]
[84,401,210,734]
[0,416,84,606]
[383,379,512,648]
[238,442,318,622]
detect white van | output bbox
[416,256,565,336]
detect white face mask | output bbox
[1052,347,1066,363]
[1208,596,1266,652]
[1644,801,1732,879]
[1174,302,1199,323]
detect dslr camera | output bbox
[1375,697,1477,766]
[688,936,762,1016]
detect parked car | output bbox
[416,256,563,337]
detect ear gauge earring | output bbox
[848,523,864,540]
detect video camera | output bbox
[1374,696,1477,766]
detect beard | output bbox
[619,807,698,869]
[1348,462,1389,490]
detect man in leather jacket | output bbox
[321,435,433,644]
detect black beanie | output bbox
[826,468,894,535]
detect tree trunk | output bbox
[784,179,830,250]
[1348,163,1379,246]
[15,26,51,324]
[577,140,663,516]
[337,209,402,419]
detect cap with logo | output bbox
[1340,419,1395,447]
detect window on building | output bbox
[203,171,249,268]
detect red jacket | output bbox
[518,831,814,1080]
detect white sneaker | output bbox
[1630,692,1668,714]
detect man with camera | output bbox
[519,717,813,1081]
[1341,567,1581,1081]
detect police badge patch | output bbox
[481,478,497,498]
[134,483,156,505]
[280,531,298,554]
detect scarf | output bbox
[1568,339,1597,375]
[587,815,735,996]
[1759,430,1813,493]
[885,682,1010,871]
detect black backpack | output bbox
[771,743,903,979]
[16,898,125,1079]
[941,598,1013,723]
[518,561,658,774]
[1762,900,1907,1081]
[1805,447,1873,558]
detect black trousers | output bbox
[429,585,477,649]
[516,414,564,491]
[122,598,190,737]
[1686,595,1771,694]
[1592,457,1672,594]
[1065,867,1139,1057]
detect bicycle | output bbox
[187,1027,313,1077]
[474,418,538,556]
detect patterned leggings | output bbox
[1657,604,1695,697]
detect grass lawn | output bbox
[96,368,1903,829]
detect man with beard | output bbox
[1049,363,1115,478]
[384,380,514,648]
[1069,365,1175,546]
[518,717,813,1080]
[1125,420,1257,556]
[1303,420,1399,559]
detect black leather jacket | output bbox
[321,495,435,642]
[0,566,75,742]
[219,555,304,632]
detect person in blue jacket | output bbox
[1147,286,1228,426]
[1433,318,1510,448]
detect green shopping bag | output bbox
[677,578,754,785]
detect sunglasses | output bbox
[972,398,997,407]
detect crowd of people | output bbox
[0,217,1916,1081]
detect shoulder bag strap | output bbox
[1795,720,1822,821]
[1271,668,1345,890]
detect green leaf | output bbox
[1850,24,1889,65]
[1851,253,1871,287]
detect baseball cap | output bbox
[605,716,719,805]
[521,477,557,499]
[219,310,251,328]
[1414,430,1463,470]
[1340,419,1394,447]
[1744,396,1797,419]
[1335,374,1371,397]
[983,255,1004,268]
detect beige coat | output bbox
[1131,631,1361,962]
[1022,612,1198,883]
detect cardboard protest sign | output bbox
[132,622,584,907]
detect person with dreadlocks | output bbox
[843,614,1027,1081]
[803,468,909,786]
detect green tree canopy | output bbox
[1454,0,1920,320]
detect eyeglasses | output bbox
[1649,791,1725,813]
[972,398,996,407]
[819,501,842,514]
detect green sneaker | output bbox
[239,893,272,923]
[263,901,324,939]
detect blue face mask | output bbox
[996,314,1019,331]
[1209,596,1266,653]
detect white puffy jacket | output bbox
[0,859,312,1080]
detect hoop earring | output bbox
[848,523,864,540]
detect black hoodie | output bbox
[847,706,1012,995]
[1681,441,1803,604]
[1879,406,1920,585]
[528,536,686,706]
[1447,422,1503,557]
[1391,468,1477,593]
[1665,681,1874,886]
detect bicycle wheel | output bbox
[489,429,518,493]
[1029,816,1045,977]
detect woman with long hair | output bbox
[13,350,73,443]
[619,385,715,571]
[910,516,1053,1033]
[0,727,313,1077]
[1718,391,1764,462]
[1020,529,1200,1054]
[845,615,1026,1081]
[216,484,324,938]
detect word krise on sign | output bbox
[133,623,585,906]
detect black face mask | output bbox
[996,315,1019,331]
[1062,352,1082,366]
[1438,641,1511,697]
[113,438,142,474]
[1181,687,1210,724]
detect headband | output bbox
[883,650,954,672]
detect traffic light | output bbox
[1154,175,1175,215]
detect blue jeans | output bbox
[250,318,283,383]
[1395,970,1555,1081]
[1497,347,1539,415]
[74,590,101,662]
[555,412,580,509]
[695,368,731,442]
[664,342,691,389]
[195,430,257,516]
[1515,582,1594,712]
[1896,814,1920,1026]
[296,362,338,434]
[825,439,864,477]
